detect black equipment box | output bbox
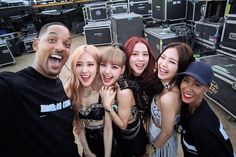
[128,0,151,17]
[83,2,108,23]
[84,21,112,46]
[0,44,15,67]
[5,37,23,57]
[144,27,183,58]
[111,13,143,45]
[109,3,128,15]
[23,34,37,53]
[0,32,23,57]
[220,14,236,54]
[152,0,187,21]
[204,0,227,22]
[199,53,236,119]
[194,21,223,47]
[186,0,206,22]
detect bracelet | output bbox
[105,107,114,113]
[151,143,156,150]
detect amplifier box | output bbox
[152,0,187,21]
[220,14,236,55]
[144,27,183,58]
[109,3,128,15]
[0,44,15,67]
[84,21,112,46]
[83,2,108,23]
[0,32,23,56]
[6,37,23,57]
[23,34,37,53]
[199,53,236,119]
[111,13,144,45]
[128,0,151,17]
[194,21,223,47]
[186,0,206,22]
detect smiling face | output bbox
[157,47,179,83]
[180,75,208,107]
[76,53,98,88]
[129,42,149,77]
[100,61,124,86]
[33,24,71,79]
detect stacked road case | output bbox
[144,27,183,58]
[83,2,113,45]
[220,14,236,56]
[128,0,151,19]
[0,32,23,57]
[186,0,206,22]
[199,13,236,119]
[84,20,113,46]
[199,52,236,119]
[83,2,108,23]
[0,44,15,67]
[152,0,187,21]
[23,33,37,53]
[109,2,128,15]
[111,13,143,45]
[194,21,223,48]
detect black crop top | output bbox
[79,102,105,121]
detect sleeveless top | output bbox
[118,75,151,123]
[79,97,105,121]
[151,97,180,127]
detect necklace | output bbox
[161,81,175,90]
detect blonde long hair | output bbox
[65,45,102,110]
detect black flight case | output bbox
[144,27,183,58]
[199,50,236,119]
[220,14,236,56]
[152,0,187,21]
[84,20,113,46]
[128,0,152,18]
[0,44,16,67]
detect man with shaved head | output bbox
[0,22,80,157]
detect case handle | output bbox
[229,33,236,40]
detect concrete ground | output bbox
[1,34,235,156]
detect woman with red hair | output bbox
[123,36,156,125]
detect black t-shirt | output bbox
[180,99,234,157]
[0,67,80,157]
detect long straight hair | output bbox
[123,36,155,84]
[65,45,102,110]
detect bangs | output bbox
[101,47,126,67]
[71,45,100,72]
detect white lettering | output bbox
[63,99,71,108]
[40,99,71,113]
